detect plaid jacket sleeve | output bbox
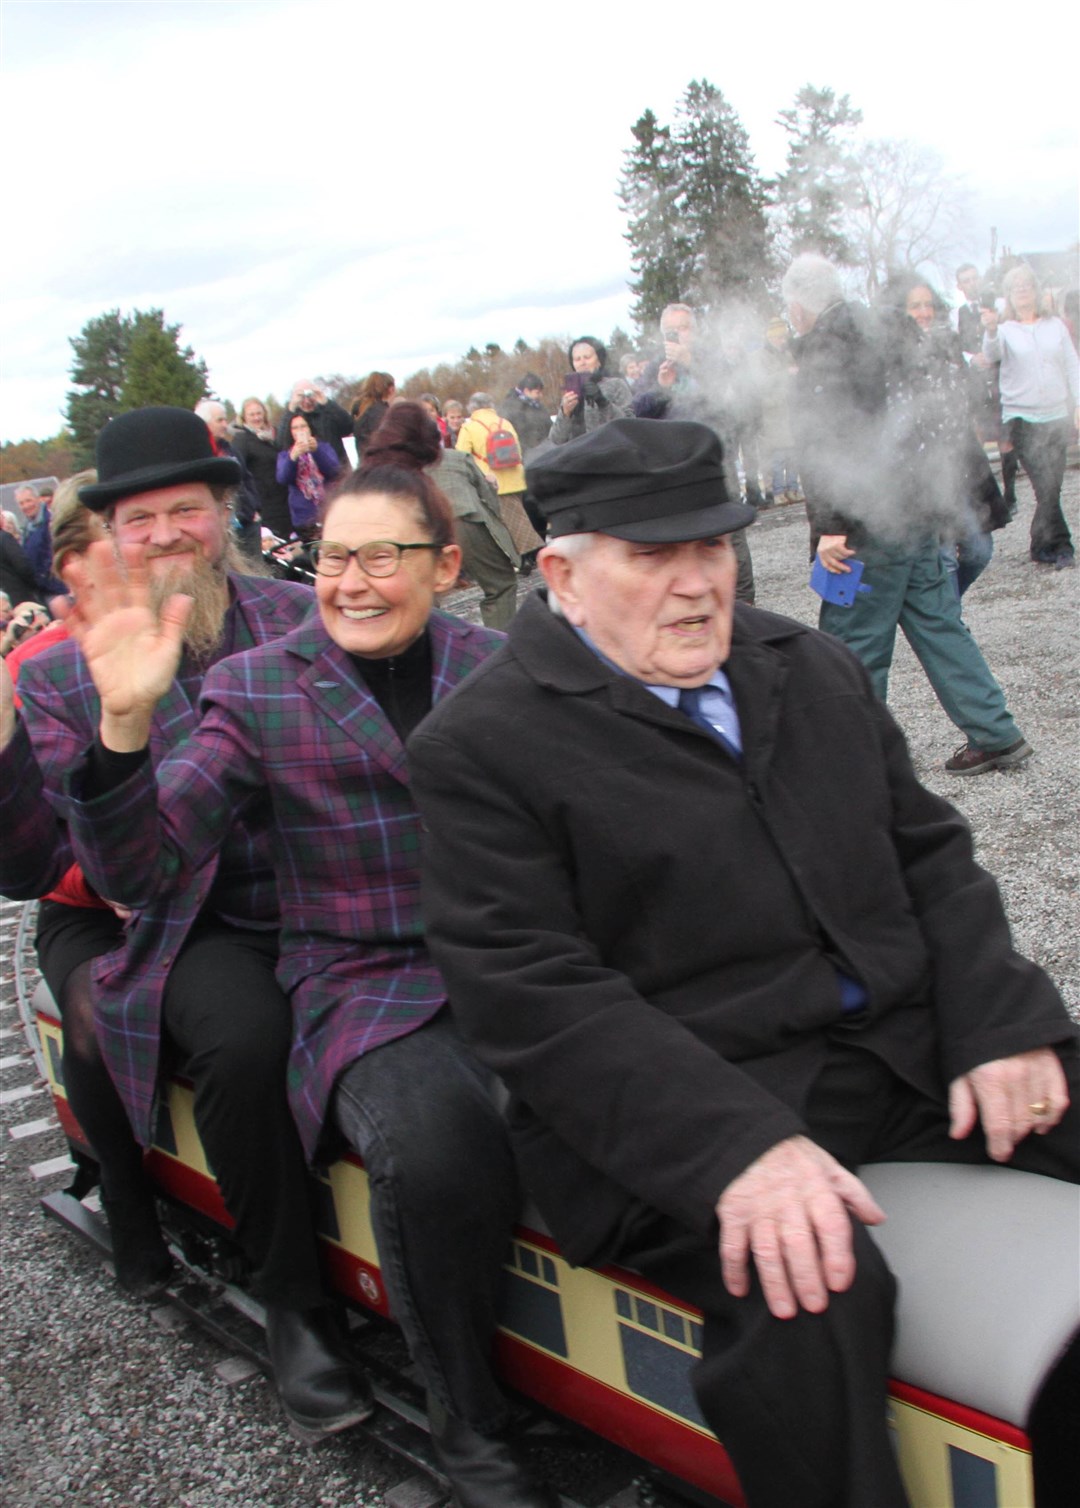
[65,672,267,911]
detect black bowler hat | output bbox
[526,419,756,541]
[78,407,242,513]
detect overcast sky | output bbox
[1,0,1076,443]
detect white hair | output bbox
[781,254,843,317]
[540,532,600,618]
[195,399,226,421]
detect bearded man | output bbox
[8,408,371,1440]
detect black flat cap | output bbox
[526,419,756,541]
[79,407,241,513]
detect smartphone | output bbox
[563,373,585,396]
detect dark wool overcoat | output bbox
[408,591,1076,1263]
[65,609,503,1159]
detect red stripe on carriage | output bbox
[888,1378,1030,1451]
[144,1148,235,1229]
[495,1333,747,1506]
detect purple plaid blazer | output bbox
[16,574,313,1143]
[66,608,504,1160]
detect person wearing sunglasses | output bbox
[64,405,556,1508]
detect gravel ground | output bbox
[1,465,1076,1507]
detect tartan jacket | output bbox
[15,574,313,1143]
[66,608,504,1160]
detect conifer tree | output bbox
[619,109,690,328]
[66,308,209,466]
[120,319,208,412]
[671,80,773,310]
[773,85,862,263]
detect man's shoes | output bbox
[101,1191,175,1300]
[426,1392,560,1508]
[266,1304,374,1441]
[1031,549,1058,566]
[945,737,1033,776]
[1054,549,1075,570]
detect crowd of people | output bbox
[1,252,1077,1508]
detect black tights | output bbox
[58,959,149,1205]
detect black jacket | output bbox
[352,401,389,460]
[791,300,889,545]
[230,426,291,539]
[0,530,45,607]
[500,390,552,456]
[409,593,1074,1261]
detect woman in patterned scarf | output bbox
[276,412,340,542]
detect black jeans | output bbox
[332,1009,519,1432]
[614,1042,1080,1508]
[1007,417,1073,558]
[161,922,324,1309]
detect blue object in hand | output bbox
[810,557,872,607]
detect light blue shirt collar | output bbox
[570,625,742,751]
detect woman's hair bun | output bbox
[361,401,442,472]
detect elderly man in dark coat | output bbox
[407,419,1079,1508]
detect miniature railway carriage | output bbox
[18,933,1080,1508]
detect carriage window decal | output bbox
[499,1243,568,1358]
[613,1286,709,1429]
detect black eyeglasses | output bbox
[309,540,445,578]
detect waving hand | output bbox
[67,540,191,751]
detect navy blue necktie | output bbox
[677,687,741,760]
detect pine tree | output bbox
[618,110,691,329]
[120,319,208,411]
[65,310,131,468]
[672,80,773,311]
[773,85,862,264]
[65,308,209,467]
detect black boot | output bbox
[427,1392,559,1508]
[100,1190,174,1300]
[265,1304,374,1442]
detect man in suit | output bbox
[7,408,371,1440]
[407,419,1079,1508]
[951,262,1001,447]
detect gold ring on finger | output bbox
[1029,1100,1050,1116]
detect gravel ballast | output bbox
[2,465,1076,1506]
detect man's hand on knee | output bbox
[716,1136,885,1321]
[949,1047,1069,1162]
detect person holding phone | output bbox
[276,413,341,542]
[551,336,634,445]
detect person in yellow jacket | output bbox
[456,393,543,563]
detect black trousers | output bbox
[1007,417,1073,559]
[39,907,324,1310]
[333,1011,520,1432]
[614,1041,1080,1508]
[161,922,325,1308]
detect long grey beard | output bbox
[147,553,230,663]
